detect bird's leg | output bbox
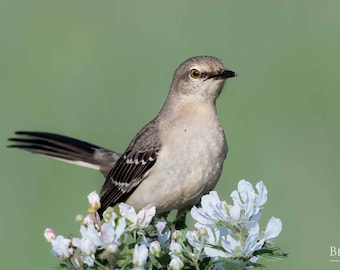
[174,206,191,229]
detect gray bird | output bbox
[8,56,236,217]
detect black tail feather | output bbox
[8,131,120,176]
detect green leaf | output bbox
[254,246,288,261]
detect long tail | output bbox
[8,131,121,177]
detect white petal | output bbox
[250,210,262,223]
[87,191,101,208]
[245,221,260,236]
[230,190,242,206]
[205,226,221,245]
[149,241,161,256]
[155,221,167,233]
[204,246,228,258]
[191,206,214,226]
[186,230,203,250]
[51,235,72,259]
[169,240,182,254]
[81,237,96,255]
[133,244,149,266]
[119,203,137,224]
[243,234,264,256]
[155,221,170,245]
[101,223,115,243]
[137,204,156,228]
[238,180,256,202]
[72,237,81,248]
[255,181,268,207]
[169,255,184,270]
[86,224,102,246]
[264,217,282,242]
[115,217,127,239]
[200,192,219,216]
[228,204,241,223]
[222,235,240,255]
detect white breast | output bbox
[126,101,227,213]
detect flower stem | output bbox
[95,259,110,270]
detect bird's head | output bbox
[170,56,236,101]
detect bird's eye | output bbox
[190,69,202,79]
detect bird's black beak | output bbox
[221,69,237,79]
[206,69,237,80]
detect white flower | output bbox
[189,179,282,264]
[132,243,149,266]
[72,223,102,255]
[169,240,182,254]
[73,237,96,256]
[51,235,72,259]
[87,191,101,211]
[264,217,282,243]
[230,180,255,221]
[191,191,228,226]
[44,228,55,242]
[149,241,161,256]
[169,255,184,270]
[242,222,264,256]
[205,221,267,259]
[197,226,207,237]
[191,180,269,230]
[155,220,166,233]
[191,191,243,227]
[119,203,156,229]
[186,230,202,250]
[75,214,83,222]
[44,179,283,269]
[230,180,268,222]
[81,223,102,246]
[171,230,182,240]
[191,191,226,227]
[103,207,117,222]
[101,216,126,245]
[204,221,264,258]
[106,242,118,253]
[83,254,95,267]
[155,220,170,245]
[83,214,95,225]
[221,234,241,257]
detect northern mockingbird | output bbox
[8,56,236,217]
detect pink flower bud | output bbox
[87,191,101,212]
[44,228,55,242]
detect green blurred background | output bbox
[1,0,339,269]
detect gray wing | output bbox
[98,120,162,215]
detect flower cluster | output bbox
[186,180,283,268]
[44,180,286,269]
